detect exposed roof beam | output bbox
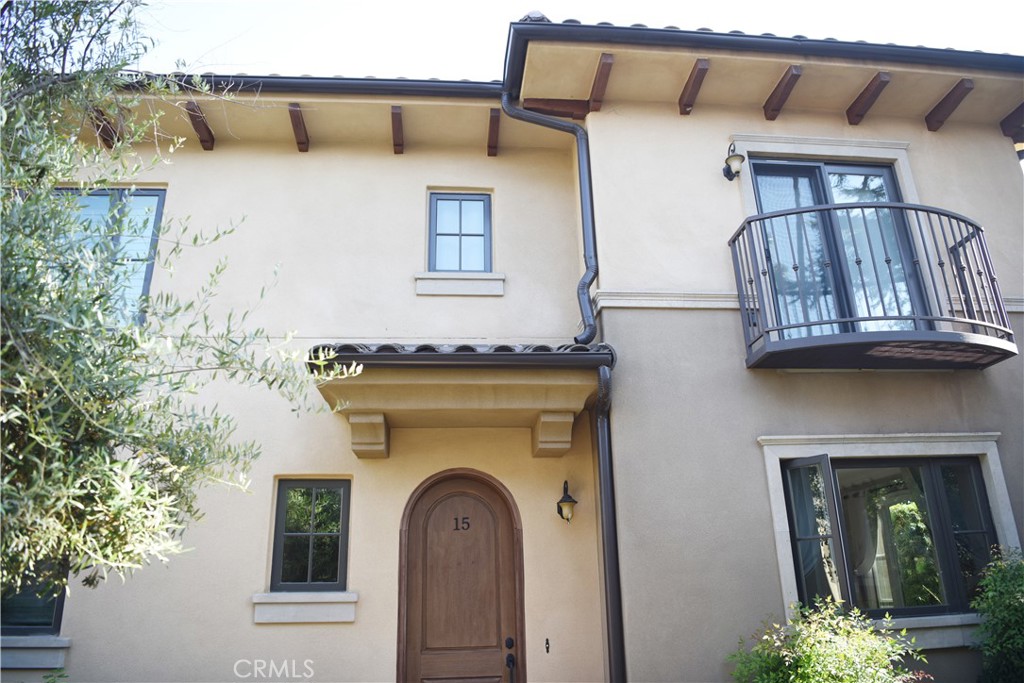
[925,78,974,131]
[589,53,615,112]
[846,71,891,125]
[763,65,802,121]
[185,101,215,150]
[677,58,710,115]
[288,103,309,152]
[91,108,118,149]
[487,108,500,157]
[522,98,590,120]
[391,105,404,154]
[999,102,1024,143]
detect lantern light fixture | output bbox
[557,480,577,524]
[723,142,746,181]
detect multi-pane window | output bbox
[73,188,165,322]
[428,193,492,272]
[0,585,65,635]
[783,456,997,616]
[271,480,352,592]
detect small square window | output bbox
[271,480,352,592]
[428,193,492,272]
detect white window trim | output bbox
[0,635,71,669]
[414,271,506,297]
[730,134,920,213]
[251,591,359,624]
[759,432,1020,648]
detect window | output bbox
[428,193,492,272]
[782,455,997,617]
[750,160,923,338]
[1,584,65,636]
[72,188,165,322]
[270,480,352,592]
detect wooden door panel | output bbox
[401,471,523,683]
[423,495,499,650]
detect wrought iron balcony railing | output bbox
[728,202,1017,369]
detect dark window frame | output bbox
[61,187,166,324]
[270,479,352,592]
[0,585,66,636]
[782,455,998,618]
[427,192,493,272]
[749,159,931,335]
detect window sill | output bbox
[1,635,71,669]
[415,272,505,296]
[881,613,981,650]
[251,591,358,624]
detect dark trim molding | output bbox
[164,74,504,99]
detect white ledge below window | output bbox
[1,635,71,669]
[251,592,358,624]
[881,613,981,650]
[414,272,505,296]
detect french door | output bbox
[751,161,923,337]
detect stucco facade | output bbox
[4,14,1022,683]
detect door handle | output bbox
[505,652,516,682]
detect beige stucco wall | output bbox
[138,141,585,345]
[586,100,1023,682]
[58,386,607,682]
[40,120,607,682]
[586,102,1023,298]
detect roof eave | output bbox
[503,22,1024,99]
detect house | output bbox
[3,12,1022,683]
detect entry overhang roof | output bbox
[309,343,614,459]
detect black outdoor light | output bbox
[723,142,746,181]
[557,480,578,524]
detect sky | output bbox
[136,0,1023,82]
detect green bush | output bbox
[972,546,1024,683]
[729,597,928,683]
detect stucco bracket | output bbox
[532,411,575,456]
[348,412,389,458]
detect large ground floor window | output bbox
[784,455,996,616]
[760,434,1020,625]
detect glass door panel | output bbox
[827,169,916,331]
[754,167,840,338]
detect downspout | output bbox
[499,92,598,345]
[594,365,626,682]
[499,92,627,681]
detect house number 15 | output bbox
[453,516,471,531]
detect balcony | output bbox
[728,202,1017,370]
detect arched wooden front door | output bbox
[398,469,525,682]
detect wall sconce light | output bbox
[557,481,577,524]
[722,142,746,181]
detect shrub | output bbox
[972,546,1024,683]
[729,597,928,683]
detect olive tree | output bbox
[1,0,356,594]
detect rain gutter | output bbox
[500,24,623,681]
